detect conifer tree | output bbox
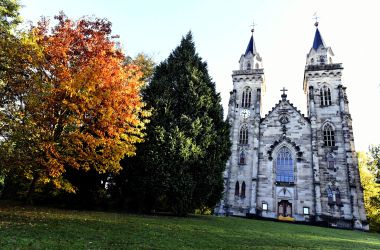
[119,32,231,215]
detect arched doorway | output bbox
[278,200,292,217]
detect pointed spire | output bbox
[245,35,257,56]
[238,22,263,71]
[306,17,336,67]
[312,21,326,50]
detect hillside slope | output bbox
[0,203,379,249]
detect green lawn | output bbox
[0,202,379,249]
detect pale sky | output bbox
[20,0,380,152]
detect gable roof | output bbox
[261,98,310,124]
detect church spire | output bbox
[312,22,326,50]
[305,19,335,66]
[245,35,257,56]
[239,22,263,71]
[245,21,257,56]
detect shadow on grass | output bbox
[0,201,379,249]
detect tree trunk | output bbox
[25,173,38,205]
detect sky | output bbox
[19,0,380,152]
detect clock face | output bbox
[240,109,251,119]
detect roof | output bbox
[312,28,325,50]
[244,35,257,56]
[261,97,310,124]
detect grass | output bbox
[0,202,379,249]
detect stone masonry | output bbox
[214,22,368,231]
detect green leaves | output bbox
[0,0,22,33]
[359,151,380,232]
[0,13,148,201]
[118,31,231,215]
[368,145,380,182]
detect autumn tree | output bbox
[0,0,43,197]
[358,150,380,232]
[0,0,21,33]
[116,32,231,215]
[0,13,148,201]
[125,53,155,83]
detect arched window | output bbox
[235,181,240,196]
[320,86,332,106]
[239,151,246,165]
[323,124,335,147]
[241,181,246,198]
[276,147,294,183]
[320,55,325,64]
[239,125,248,144]
[241,87,252,108]
[246,62,251,70]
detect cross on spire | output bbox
[250,20,256,33]
[313,12,319,27]
[281,87,288,100]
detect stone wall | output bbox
[257,98,314,221]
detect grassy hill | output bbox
[0,202,379,249]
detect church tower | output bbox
[215,20,368,231]
[215,28,265,216]
[303,21,368,230]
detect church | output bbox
[215,21,369,231]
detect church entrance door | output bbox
[278,200,292,217]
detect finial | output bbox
[313,12,319,27]
[281,87,288,100]
[250,20,256,33]
[282,124,287,135]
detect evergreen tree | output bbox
[118,32,231,215]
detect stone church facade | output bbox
[215,22,368,230]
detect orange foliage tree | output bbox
[1,14,148,196]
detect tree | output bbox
[0,0,22,33]
[0,0,44,198]
[368,145,380,182]
[117,32,231,215]
[358,151,380,232]
[0,13,148,201]
[125,53,155,83]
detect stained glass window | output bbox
[276,147,294,183]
